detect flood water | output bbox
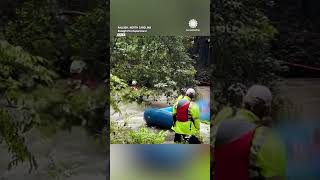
[277,78,320,120]
[0,127,106,180]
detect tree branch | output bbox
[0,103,31,110]
[58,10,87,16]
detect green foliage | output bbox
[27,83,106,136]
[0,40,56,171]
[110,74,154,112]
[111,36,197,96]
[0,40,106,171]
[0,40,56,88]
[66,6,108,68]
[110,122,167,144]
[4,0,108,76]
[0,110,37,172]
[129,127,167,144]
[4,0,59,60]
[211,0,285,110]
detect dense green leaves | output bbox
[28,84,106,134]
[110,122,167,144]
[0,40,56,89]
[4,0,108,77]
[4,0,60,60]
[0,40,56,171]
[65,6,108,78]
[111,36,197,97]
[211,0,285,110]
[110,74,154,113]
[0,110,37,172]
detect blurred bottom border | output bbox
[110,144,210,180]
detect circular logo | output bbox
[188,19,198,28]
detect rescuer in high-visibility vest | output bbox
[213,83,247,126]
[211,83,247,146]
[173,88,186,107]
[172,88,201,144]
[213,85,286,180]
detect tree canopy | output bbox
[211,0,287,110]
[110,36,199,110]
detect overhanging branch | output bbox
[58,10,87,16]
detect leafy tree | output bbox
[211,0,286,111]
[110,74,155,113]
[0,40,56,171]
[111,36,197,100]
[4,0,108,77]
[4,0,60,61]
[266,0,320,72]
[66,6,108,78]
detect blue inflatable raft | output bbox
[144,106,174,128]
[144,100,210,129]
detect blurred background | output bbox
[211,0,320,178]
[0,0,107,179]
[110,144,210,180]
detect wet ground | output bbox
[111,86,211,144]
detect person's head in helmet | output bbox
[185,88,196,99]
[70,58,87,74]
[180,88,187,95]
[242,85,272,119]
[227,83,247,107]
[132,80,137,86]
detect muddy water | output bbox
[0,127,106,180]
[277,78,320,120]
[111,86,210,144]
